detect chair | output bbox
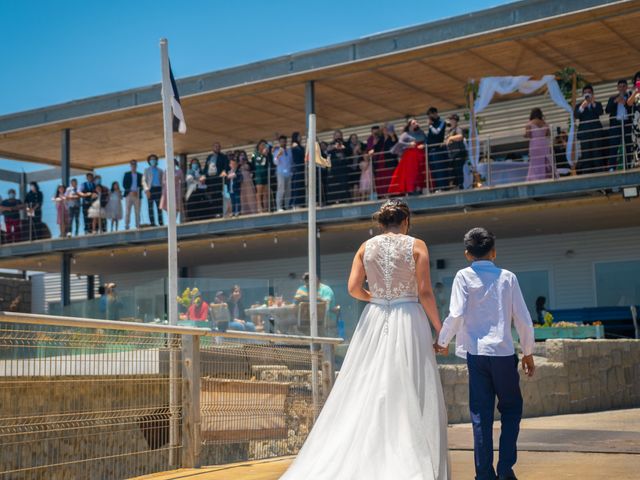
[297,301,328,335]
[209,303,231,331]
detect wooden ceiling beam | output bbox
[534,37,604,82]
[287,87,380,125]
[467,49,513,75]
[318,82,408,118]
[515,38,563,72]
[599,19,640,58]
[417,60,467,86]
[371,69,458,109]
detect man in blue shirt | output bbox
[142,154,164,226]
[273,135,293,211]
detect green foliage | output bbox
[555,67,588,103]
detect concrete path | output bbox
[134,408,640,479]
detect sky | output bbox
[0,0,512,228]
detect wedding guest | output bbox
[187,175,213,221]
[225,156,242,216]
[326,130,349,204]
[78,172,96,234]
[94,175,108,233]
[142,154,164,226]
[106,181,123,231]
[122,160,142,230]
[251,140,272,213]
[357,147,373,202]
[426,107,450,191]
[575,85,605,174]
[606,79,632,171]
[184,158,201,221]
[294,272,339,328]
[345,133,365,199]
[1,189,23,242]
[437,227,535,480]
[187,291,210,322]
[553,127,571,173]
[65,178,81,236]
[365,126,385,198]
[445,114,467,189]
[160,159,184,221]
[290,132,306,208]
[524,108,552,181]
[52,185,69,238]
[239,150,257,215]
[378,124,398,196]
[227,285,256,331]
[88,184,106,234]
[273,135,293,211]
[205,142,229,217]
[24,182,43,224]
[626,71,640,168]
[388,118,428,195]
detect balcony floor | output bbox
[135,409,640,480]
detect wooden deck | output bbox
[134,409,640,480]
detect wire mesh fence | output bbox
[0,313,340,479]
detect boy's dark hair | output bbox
[617,79,628,86]
[464,227,496,258]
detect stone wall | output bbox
[440,339,640,423]
[0,276,31,313]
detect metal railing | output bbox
[2,115,638,246]
[0,311,342,479]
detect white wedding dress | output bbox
[280,233,450,480]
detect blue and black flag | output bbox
[169,62,187,134]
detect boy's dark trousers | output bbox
[467,353,523,480]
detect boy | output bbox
[436,227,535,480]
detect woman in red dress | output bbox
[388,118,430,195]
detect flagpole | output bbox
[160,37,180,468]
[307,114,319,418]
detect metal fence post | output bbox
[550,124,557,180]
[621,118,627,171]
[321,343,336,400]
[486,136,492,187]
[181,334,201,468]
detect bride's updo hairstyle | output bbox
[373,199,411,230]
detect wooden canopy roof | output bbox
[0,0,638,170]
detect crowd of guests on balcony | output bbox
[2,75,640,244]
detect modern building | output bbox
[1,0,639,340]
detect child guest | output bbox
[436,227,535,480]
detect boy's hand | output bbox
[433,341,448,355]
[521,354,535,377]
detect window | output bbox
[513,270,550,320]
[595,260,640,306]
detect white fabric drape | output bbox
[470,75,575,168]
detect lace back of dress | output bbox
[364,234,417,300]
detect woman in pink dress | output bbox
[53,184,69,237]
[238,150,257,215]
[525,108,553,181]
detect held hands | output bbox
[521,354,535,377]
[433,341,449,356]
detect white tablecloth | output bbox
[476,161,529,186]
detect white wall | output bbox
[103,226,640,312]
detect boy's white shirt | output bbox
[437,260,535,359]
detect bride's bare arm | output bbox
[347,243,371,302]
[414,239,442,334]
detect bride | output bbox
[280,199,450,479]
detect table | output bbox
[244,305,298,332]
[476,161,529,186]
